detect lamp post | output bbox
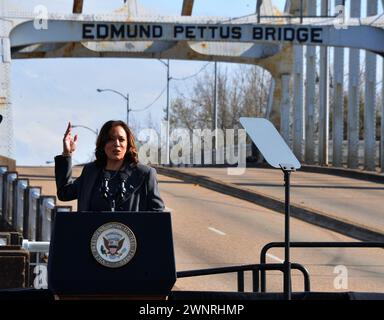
[71,124,98,136]
[158,59,171,165]
[71,124,98,162]
[97,88,130,126]
[213,61,218,155]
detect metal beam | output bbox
[256,0,263,22]
[293,44,304,160]
[11,41,280,66]
[332,0,344,167]
[305,0,316,164]
[280,74,291,145]
[319,0,330,165]
[332,47,344,167]
[265,78,275,120]
[381,57,384,172]
[181,0,194,16]
[0,4,13,157]
[10,19,384,54]
[364,0,378,171]
[285,0,307,15]
[73,0,84,14]
[348,0,361,169]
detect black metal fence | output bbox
[260,241,384,292]
[177,262,310,293]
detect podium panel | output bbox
[48,211,176,296]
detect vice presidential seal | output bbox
[90,222,137,268]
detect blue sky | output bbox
[6,0,381,165]
[8,0,285,165]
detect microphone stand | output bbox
[280,163,295,300]
[101,175,116,212]
[117,173,128,209]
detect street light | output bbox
[71,124,98,163]
[158,59,171,165]
[71,124,98,136]
[97,88,130,126]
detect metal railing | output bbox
[177,262,310,293]
[0,168,75,241]
[260,241,384,292]
[23,186,41,241]
[0,166,8,218]
[0,167,74,244]
[12,178,29,233]
[0,166,75,288]
[36,196,56,241]
[2,171,17,224]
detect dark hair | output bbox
[95,120,138,167]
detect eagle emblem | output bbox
[102,234,125,257]
[90,222,137,268]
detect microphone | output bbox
[101,171,111,202]
[101,171,116,211]
[119,172,129,201]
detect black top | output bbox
[89,170,129,211]
[54,156,165,212]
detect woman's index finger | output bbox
[64,122,72,135]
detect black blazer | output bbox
[54,155,165,212]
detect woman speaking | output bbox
[55,121,164,212]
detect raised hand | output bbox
[62,122,78,156]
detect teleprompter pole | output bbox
[280,164,295,300]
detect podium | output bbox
[48,211,176,299]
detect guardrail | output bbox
[36,196,56,241]
[177,262,310,293]
[23,186,41,241]
[0,166,74,288]
[260,241,384,292]
[12,178,29,233]
[0,166,9,219]
[2,171,17,224]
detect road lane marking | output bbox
[208,227,226,236]
[266,253,284,263]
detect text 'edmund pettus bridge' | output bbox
[82,23,324,44]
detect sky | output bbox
[3,0,382,165]
[6,0,285,166]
